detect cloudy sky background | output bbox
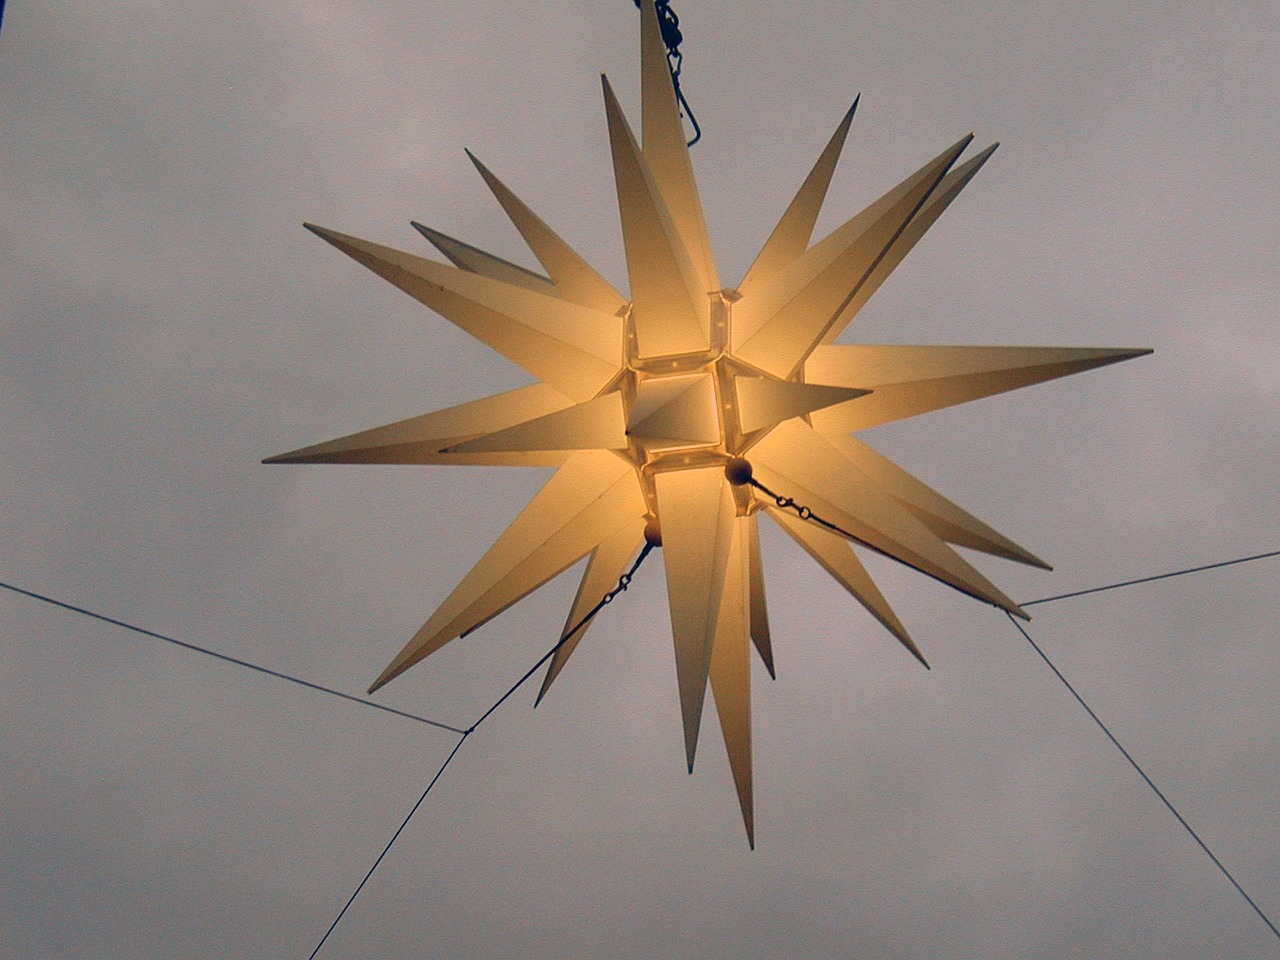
[3,1,1279,956]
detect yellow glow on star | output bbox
[268,1,1149,846]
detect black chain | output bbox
[633,0,702,146]
[466,539,655,733]
[748,476,874,551]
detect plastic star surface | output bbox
[268,2,1149,846]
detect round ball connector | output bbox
[643,517,663,547]
[724,457,754,486]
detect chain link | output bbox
[632,0,701,146]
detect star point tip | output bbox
[303,222,341,245]
[367,662,401,695]
[262,448,310,464]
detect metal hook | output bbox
[633,0,702,146]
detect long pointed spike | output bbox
[654,467,737,771]
[464,151,627,314]
[304,223,622,402]
[733,376,870,435]
[368,452,640,692]
[446,392,627,454]
[733,135,973,376]
[741,98,859,289]
[638,0,719,292]
[766,506,927,667]
[806,344,1153,433]
[820,141,1000,344]
[422,489,643,668]
[709,518,755,846]
[410,221,555,294]
[744,513,775,679]
[821,431,1050,570]
[263,382,574,468]
[602,75,710,357]
[536,523,648,706]
[750,421,1028,618]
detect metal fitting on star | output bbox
[724,457,753,486]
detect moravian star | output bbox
[267,0,1150,848]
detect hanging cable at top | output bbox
[633,0,701,145]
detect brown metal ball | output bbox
[724,457,754,486]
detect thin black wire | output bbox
[747,476,1013,613]
[1006,612,1280,943]
[306,733,468,960]
[740,475,1280,942]
[468,540,654,733]
[1021,549,1280,607]
[13,500,1280,945]
[307,540,655,958]
[0,579,467,735]
[750,476,1280,620]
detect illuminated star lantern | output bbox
[268,2,1149,846]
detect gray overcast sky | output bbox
[3,2,1279,957]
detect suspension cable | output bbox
[1021,549,1280,607]
[10,476,1279,947]
[2,544,658,957]
[0,579,466,735]
[1007,612,1280,943]
[744,473,997,606]
[307,540,656,958]
[723,459,1280,944]
[306,734,468,960]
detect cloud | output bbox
[3,2,1279,958]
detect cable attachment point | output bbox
[604,573,630,604]
[633,0,702,146]
[724,457,754,486]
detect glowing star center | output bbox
[626,371,722,448]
